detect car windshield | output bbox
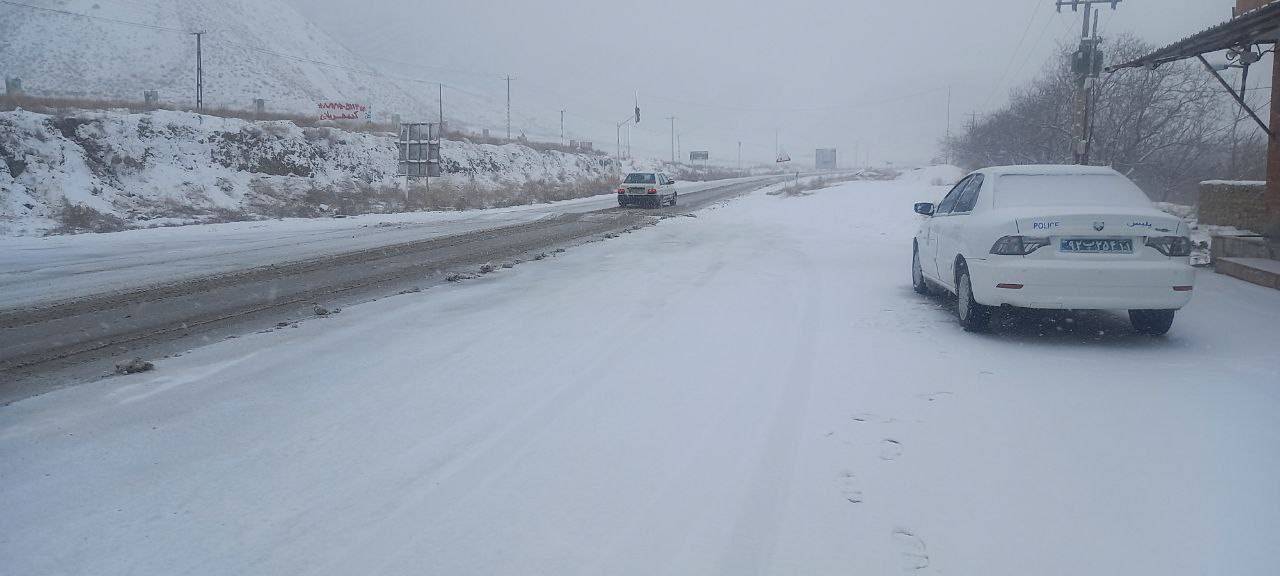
[994,174,1153,208]
[624,173,657,184]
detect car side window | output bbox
[953,174,984,213]
[935,176,969,215]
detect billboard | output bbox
[317,102,371,121]
[690,151,710,161]
[397,123,441,178]
[816,148,837,170]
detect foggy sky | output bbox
[292,0,1232,166]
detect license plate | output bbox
[1059,238,1133,253]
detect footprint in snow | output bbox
[893,528,930,572]
[852,413,898,424]
[879,439,903,461]
[917,391,953,402]
[838,470,863,504]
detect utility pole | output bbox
[1058,0,1120,164]
[192,31,205,112]
[665,116,677,164]
[560,109,566,143]
[505,75,513,139]
[737,141,742,172]
[438,83,444,128]
[945,85,952,164]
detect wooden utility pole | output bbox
[505,75,513,139]
[1057,0,1121,164]
[192,31,205,112]
[670,116,677,164]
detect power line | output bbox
[0,0,190,33]
[983,0,1047,110]
[646,85,950,114]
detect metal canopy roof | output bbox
[1108,2,1280,71]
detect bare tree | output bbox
[946,34,1256,204]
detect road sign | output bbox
[690,151,709,161]
[397,123,441,178]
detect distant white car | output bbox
[911,165,1195,334]
[618,172,677,208]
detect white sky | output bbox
[291,0,1235,166]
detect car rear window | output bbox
[993,174,1152,209]
[624,173,657,184]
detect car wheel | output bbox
[652,196,662,209]
[1129,309,1175,335]
[912,246,930,295]
[670,191,678,206]
[956,267,992,332]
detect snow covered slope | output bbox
[0,108,619,236]
[0,0,457,122]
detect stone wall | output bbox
[1199,181,1268,232]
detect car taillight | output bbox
[1146,236,1192,257]
[647,188,658,194]
[990,236,1050,255]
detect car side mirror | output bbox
[669,179,677,184]
[914,202,935,216]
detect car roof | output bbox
[975,164,1122,178]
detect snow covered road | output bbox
[0,178,760,310]
[2,178,1278,575]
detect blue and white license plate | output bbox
[1060,238,1133,253]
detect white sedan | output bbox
[912,165,1195,334]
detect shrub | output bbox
[54,201,127,234]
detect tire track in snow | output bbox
[717,246,822,576]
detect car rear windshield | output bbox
[994,174,1152,209]
[624,173,657,184]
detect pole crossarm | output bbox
[1055,0,1121,12]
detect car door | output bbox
[934,174,985,288]
[925,176,970,281]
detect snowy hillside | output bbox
[0,0,504,127]
[0,108,619,236]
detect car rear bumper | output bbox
[966,258,1195,310]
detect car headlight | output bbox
[990,236,1050,255]
[1145,236,1192,257]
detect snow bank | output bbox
[896,164,965,186]
[0,109,618,236]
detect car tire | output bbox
[1129,309,1175,335]
[670,191,678,206]
[652,196,662,209]
[912,245,930,295]
[956,267,992,332]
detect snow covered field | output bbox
[2,177,1278,575]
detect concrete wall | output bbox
[1199,181,1269,232]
